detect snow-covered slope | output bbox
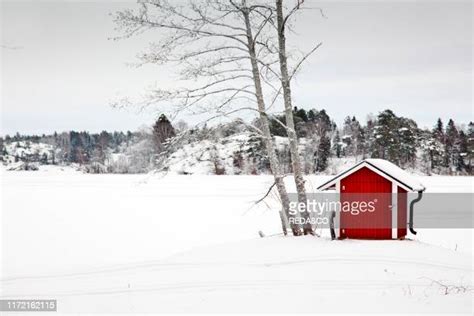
[2,141,54,164]
[164,134,369,176]
[166,133,259,175]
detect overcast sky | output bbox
[1,0,472,135]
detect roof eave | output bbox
[317,161,423,192]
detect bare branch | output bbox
[289,42,323,81]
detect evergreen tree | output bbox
[294,107,308,122]
[269,109,308,138]
[314,110,331,134]
[458,130,468,172]
[364,118,376,159]
[433,118,444,140]
[333,130,342,158]
[97,131,111,162]
[356,126,366,158]
[428,119,445,170]
[41,153,48,164]
[315,134,331,172]
[419,130,434,174]
[269,114,287,137]
[307,109,317,122]
[0,137,5,157]
[397,117,418,167]
[444,119,459,171]
[369,110,417,167]
[152,114,176,152]
[345,116,365,158]
[291,107,307,137]
[341,116,353,156]
[466,122,474,174]
[371,110,398,161]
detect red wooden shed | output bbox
[317,159,425,240]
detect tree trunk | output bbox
[279,208,288,236]
[242,4,301,236]
[275,0,314,235]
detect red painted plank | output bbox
[397,186,407,239]
[340,167,392,239]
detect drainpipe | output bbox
[409,189,425,235]
[329,210,336,240]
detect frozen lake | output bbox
[1,169,472,313]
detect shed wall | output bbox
[340,167,392,239]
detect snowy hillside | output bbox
[2,110,472,176]
[1,141,55,169]
[0,136,439,176]
[151,134,387,176]
[3,141,54,161]
[165,133,260,175]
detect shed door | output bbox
[397,186,407,239]
[340,166,392,239]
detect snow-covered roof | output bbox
[317,158,425,192]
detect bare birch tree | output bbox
[113,0,301,235]
[274,0,317,235]
[247,0,322,235]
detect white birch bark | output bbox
[275,0,313,235]
[241,1,300,235]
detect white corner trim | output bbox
[392,183,398,239]
[335,181,341,239]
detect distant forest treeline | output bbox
[1,109,472,175]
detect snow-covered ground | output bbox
[1,168,472,313]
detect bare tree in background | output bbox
[113,0,302,235]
